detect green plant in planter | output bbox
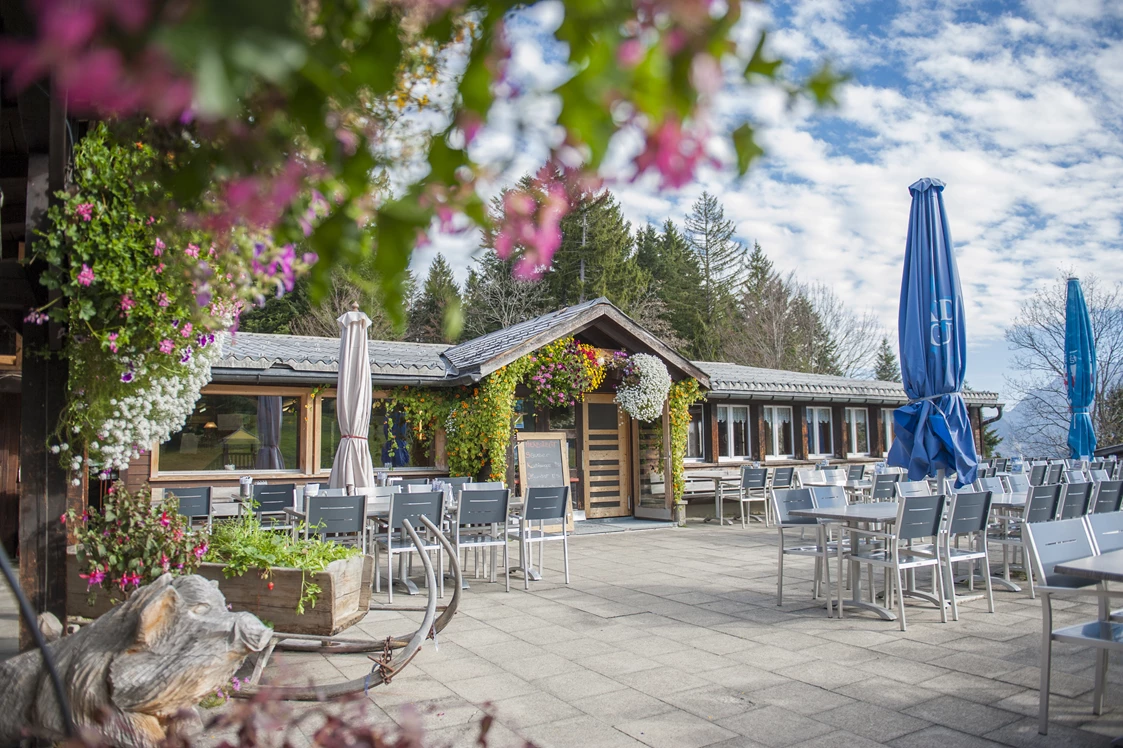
[67,483,208,605]
[205,510,360,614]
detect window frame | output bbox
[805,406,833,458]
[845,406,871,457]
[315,389,438,474]
[763,405,795,460]
[882,407,895,457]
[685,403,706,462]
[716,404,751,461]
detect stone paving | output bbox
[234,512,1123,748]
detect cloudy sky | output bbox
[414,0,1123,402]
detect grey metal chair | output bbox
[314,487,349,498]
[988,483,1063,599]
[1091,480,1123,513]
[896,480,932,499]
[844,494,948,631]
[302,494,366,552]
[847,464,866,482]
[870,472,900,501]
[454,488,511,592]
[1028,463,1047,486]
[169,486,212,530]
[771,467,795,490]
[374,490,445,603]
[515,487,570,590]
[1088,511,1123,553]
[1004,473,1030,496]
[977,476,1007,496]
[738,466,770,528]
[252,483,296,529]
[1024,518,1120,735]
[1044,463,1063,485]
[941,491,995,620]
[1058,482,1094,519]
[771,488,830,608]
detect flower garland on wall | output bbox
[32,123,316,478]
[667,379,706,504]
[614,354,672,423]
[524,338,609,409]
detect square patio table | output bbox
[790,502,901,621]
[692,469,741,526]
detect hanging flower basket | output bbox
[615,354,672,422]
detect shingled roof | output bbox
[696,360,1000,406]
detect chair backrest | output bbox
[896,494,946,541]
[465,481,505,491]
[771,488,816,526]
[1088,511,1123,553]
[316,487,349,498]
[740,465,768,489]
[1090,460,1105,472]
[523,486,569,521]
[1028,463,1047,486]
[1089,469,1110,483]
[406,483,433,493]
[947,491,992,536]
[797,469,824,486]
[252,483,295,514]
[811,485,847,511]
[1024,483,1062,523]
[1058,482,1094,519]
[1005,473,1030,496]
[457,488,510,526]
[771,467,795,488]
[977,477,1007,496]
[1044,464,1063,486]
[445,476,473,491]
[169,487,211,519]
[896,480,931,499]
[306,494,365,536]
[1063,469,1087,485]
[394,477,432,487]
[847,464,865,481]
[387,490,444,532]
[1091,480,1123,514]
[1024,517,1097,588]
[995,458,1010,473]
[822,469,847,486]
[872,473,901,501]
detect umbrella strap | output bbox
[341,435,368,440]
[1072,407,1090,415]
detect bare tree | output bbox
[461,251,548,338]
[802,282,883,377]
[290,271,401,339]
[1005,272,1123,455]
[625,284,690,353]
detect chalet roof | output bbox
[695,360,1001,407]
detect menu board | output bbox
[515,431,572,530]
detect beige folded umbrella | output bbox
[328,307,375,493]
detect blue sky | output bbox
[417,0,1123,404]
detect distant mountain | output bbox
[995,386,1067,459]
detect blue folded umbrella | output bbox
[1064,277,1096,460]
[888,178,978,487]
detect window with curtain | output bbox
[320,398,435,471]
[717,405,750,459]
[717,405,729,458]
[686,404,704,460]
[845,407,870,456]
[882,408,895,456]
[763,405,793,458]
[805,406,833,456]
[159,394,300,472]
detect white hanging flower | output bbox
[614,354,671,422]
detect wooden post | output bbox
[794,403,809,460]
[18,90,71,649]
[706,402,719,462]
[750,403,766,461]
[872,407,885,457]
[832,405,847,459]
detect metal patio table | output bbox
[1051,549,1123,746]
[693,469,741,525]
[791,502,902,621]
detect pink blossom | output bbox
[154,238,165,256]
[185,243,199,258]
[80,566,106,589]
[146,216,156,226]
[76,264,95,286]
[74,203,94,221]
[24,310,49,324]
[159,512,170,527]
[159,339,174,354]
[119,294,135,314]
[155,262,165,275]
[157,292,169,307]
[617,39,644,68]
[193,542,208,559]
[632,117,709,190]
[107,332,119,353]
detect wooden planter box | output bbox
[67,549,374,635]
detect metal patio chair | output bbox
[1091,480,1123,513]
[252,483,297,529]
[738,465,770,528]
[940,490,995,620]
[896,480,932,499]
[847,464,866,482]
[843,494,948,631]
[1058,481,1094,519]
[453,488,511,591]
[988,483,1063,599]
[1044,463,1063,485]
[1028,463,1048,487]
[514,486,570,590]
[870,473,900,502]
[302,493,366,552]
[772,488,830,608]
[771,467,795,490]
[169,486,212,530]
[1004,472,1030,496]
[1088,511,1123,553]
[374,490,445,603]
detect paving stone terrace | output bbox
[207,514,1121,746]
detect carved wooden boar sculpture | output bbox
[0,573,272,747]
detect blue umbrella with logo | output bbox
[888,178,978,488]
[1064,277,1096,460]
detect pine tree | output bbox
[743,241,773,300]
[683,192,746,360]
[874,337,901,382]
[409,254,462,343]
[461,250,547,338]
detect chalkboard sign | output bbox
[516,431,572,529]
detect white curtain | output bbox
[329,310,375,491]
[254,396,285,470]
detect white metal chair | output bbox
[738,465,770,528]
[453,488,511,591]
[301,494,366,552]
[513,486,570,590]
[373,490,445,603]
[772,488,830,608]
[940,490,995,620]
[895,480,932,499]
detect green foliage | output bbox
[1098,385,1123,447]
[68,484,207,604]
[982,423,1002,459]
[446,358,533,481]
[668,380,706,504]
[874,337,902,383]
[684,192,747,361]
[206,510,360,614]
[409,254,463,343]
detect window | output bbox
[686,404,705,460]
[716,405,750,460]
[763,405,794,458]
[805,407,833,457]
[882,408,895,456]
[845,407,870,456]
[159,394,300,473]
[320,398,435,471]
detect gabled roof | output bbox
[214,332,451,385]
[442,297,710,384]
[696,360,1001,407]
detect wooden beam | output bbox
[832,405,847,459]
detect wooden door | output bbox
[581,394,631,518]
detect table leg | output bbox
[396,551,419,595]
[841,522,897,621]
[703,478,734,525]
